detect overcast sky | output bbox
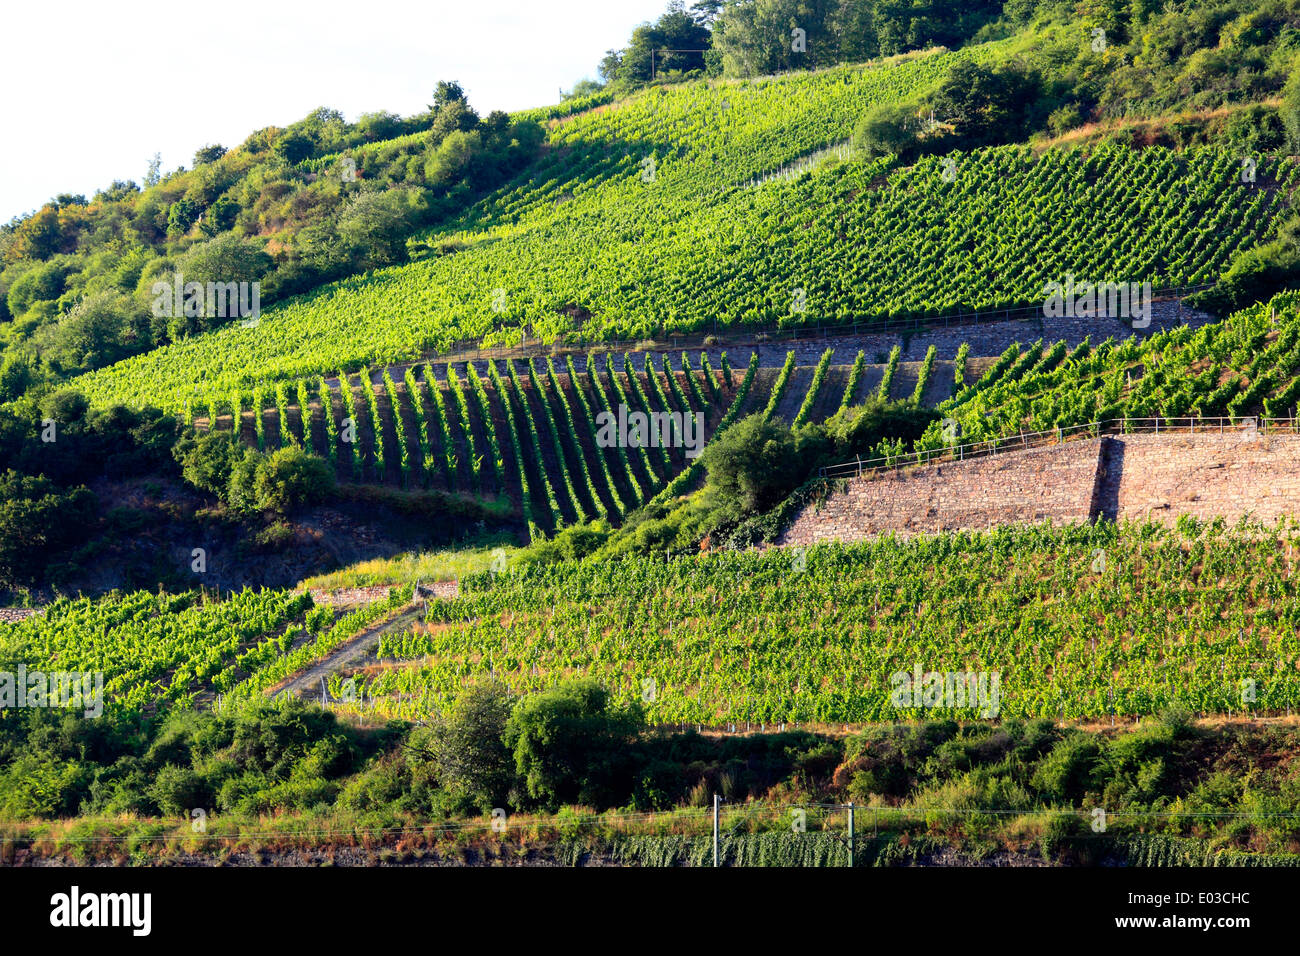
[0,0,670,221]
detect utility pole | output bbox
[713,794,720,868]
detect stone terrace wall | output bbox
[1109,433,1300,526]
[779,433,1300,545]
[779,439,1104,544]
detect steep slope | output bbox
[72,40,1294,415]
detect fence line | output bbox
[422,283,1215,371]
[819,415,1299,481]
[5,799,1299,856]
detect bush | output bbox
[421,683,515,812]
[225,448,263,514]
[503,679,643,810]
[852,103,922,159]
[40,388,90,424]
[251,446,335,513]
[1030,734,1102,802]
[148,764,211,817]
[173,430,242,497]
[700,413,807,518]
[0,472,97,588]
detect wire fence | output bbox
[5,799,1299,867]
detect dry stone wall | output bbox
[779,432,1300,545]
[1107,433,1300,526]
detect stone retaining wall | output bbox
[779,432,1300,544]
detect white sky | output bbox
[0,0,671,221]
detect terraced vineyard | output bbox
[911,291,1300,454]
[71,38,1294,415]
[351,522,1300,724]
[204,352,762,534]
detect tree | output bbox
[613,2,712,86]
[0,471,96,588]
[4,206,63,262]
[0,355,33,404]
[852,103,923,159]
[144,153,162,188]
[193,144,227,166]
[273,128,316,164]
[426,683,515,811]
[424,130,482,186]
[336,189,418,268]
[562,78,605,100]
[226,447,262,514]
[928,62,1042,148]
[40,388,90,424]
[689,0,724,25]
[701,412,807,517]
[93,180,140,204]
[173,430,242,498]
[166,198,201,237]
[357,110,404,142]
[252,446,335,513]
[430,98,480,144]
[177,233,272,288]
[598,49,624,83]
[431,80,467,111]
[503,679,642,810]
[199,196,240,237]
[6,259,69,315]
[35,292,142,373]
[712,0,833,77]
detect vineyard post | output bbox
[847,802,855,868]
[713,794,720,867]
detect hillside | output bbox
[73,78,1295,413]
[8,0,1300,883]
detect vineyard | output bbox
[908,291,1300,456]
[0,586,410,714]
[196,352,772,534]
[12,518,1300,728]
[70,39,1294,415]
[295,520,1300,725]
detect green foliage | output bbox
[911,344,938,405]
[1193,214,1300,316]
[422,682,515,812]
[252,446,335,514]
[877,344,902,400]
[920,292,1300,453]
[173,430,242,498]
[852,103,924,160]
[0,473,97,588]
[762,351,797,420]
[75,93,1293,413]
[503,679,643,811]
[792,348,833,428]
[701,412,810,518]
[1030,734,1103,802]
[1282,59,1300,151]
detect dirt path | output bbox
[269,582,459,699]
